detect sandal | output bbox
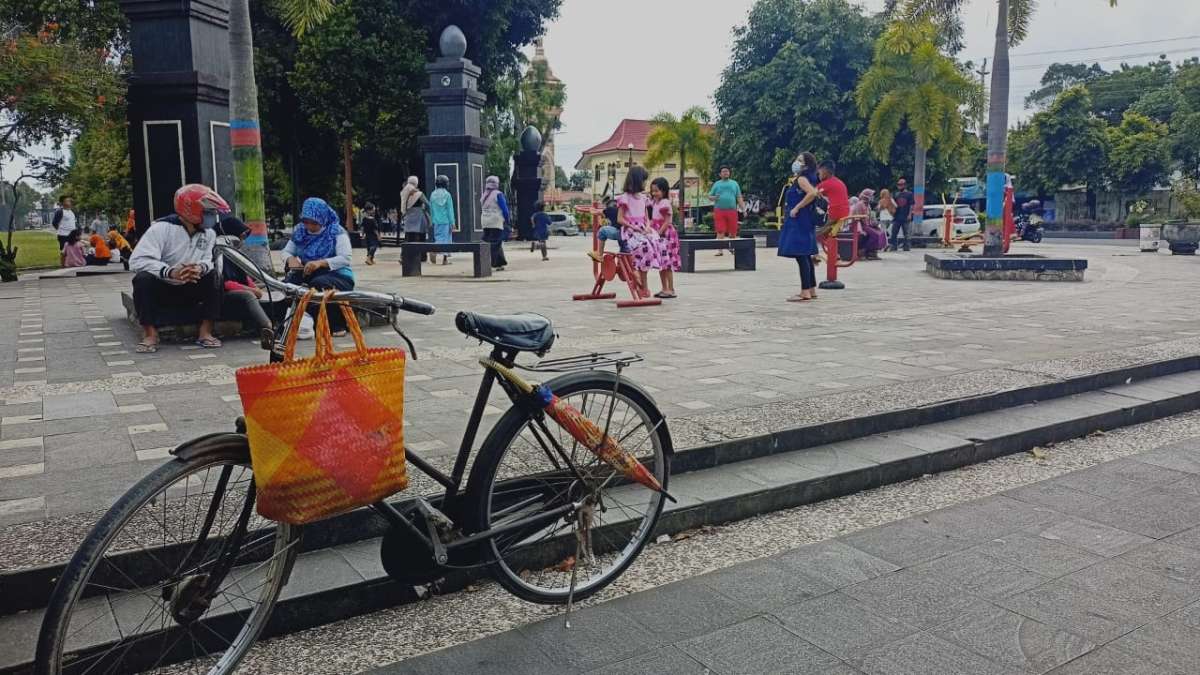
[787,295,810,303]
[332,330,348,338]
[195,336,222,349]
[659,292,677,299]
[135,341,158,353]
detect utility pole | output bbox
[975,58,989,141]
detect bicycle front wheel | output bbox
[35,434,299,675]
[466,371,671,604]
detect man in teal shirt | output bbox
[709,166,744,255]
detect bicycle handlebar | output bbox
[215,242,436,316]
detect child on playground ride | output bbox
[816,159,850,235]
[588,197,631,262]
[616,166,661,290]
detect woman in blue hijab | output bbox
[283,197,355,334]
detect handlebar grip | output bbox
[395,297,436,316]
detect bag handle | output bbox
[282,289,318,362]
[313,291,370,361]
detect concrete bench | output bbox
[678,236,756,273]
[742,228,780,247]
[401,241,491,278]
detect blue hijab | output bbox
[292,198,344,262]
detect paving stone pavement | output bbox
[1,238,1198,528]
[370,440,1200,675]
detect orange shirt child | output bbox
[88,233,112,259]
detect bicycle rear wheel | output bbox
[466,371,671,604]
[35,434,299,675]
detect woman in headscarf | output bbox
[852,188,885,260]
[778,152,821,302]
[400,176,431,261]
[429,175,456,265]
[283,197,355,334]
[480,175,510,270]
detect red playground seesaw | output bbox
[572,202,661,308]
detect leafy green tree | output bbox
[903,0,1116,255]
[1107,111,1171,215]
[61,109,130,217]
[0,23,121,280]
[644,106,715,229]
[855,20,980,230]
[554,166,569,190]
[713,0,883,195]
[1007,87,1109,216]
[1024,63,1105,110]
[1170,111,1200,179]
[290,0,426,225]
[568,169,589,192]
[1130,86,1188,125]
[1089,59,1173,124]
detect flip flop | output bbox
[135,341,158,353]
[195,336,222,349]
[787,295,810,303]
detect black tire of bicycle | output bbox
[34,435,299,675]
[464,370,672,605]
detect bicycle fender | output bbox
[538,370,675,457]
[171,431,250,462]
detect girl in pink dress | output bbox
[650,177,678,298]
[616,166,661,288]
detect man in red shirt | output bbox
[816,159,850,230]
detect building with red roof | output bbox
[574,119,714,203]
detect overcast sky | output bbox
[540,0,1200,174]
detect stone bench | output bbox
[741,228,780,247]
[677,237,756,273]
[401,241,491,278]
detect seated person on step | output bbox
[283,197,355,337]
[128,184,227,353]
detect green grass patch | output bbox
[7,230,62,270]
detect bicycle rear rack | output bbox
[519,351,643,374]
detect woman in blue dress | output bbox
[777,152,821,302]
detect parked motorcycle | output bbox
[1015,200,1045,243]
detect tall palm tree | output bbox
[856,21,980,234]
[228,0,332,270]
[644,106,715,231]
[903,0,1116,255]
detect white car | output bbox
[547,212,578,236]
[920,205,981,238]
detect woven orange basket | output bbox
[236,290,407,524]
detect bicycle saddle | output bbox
[455,311,556,354]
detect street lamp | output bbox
[627,142,635,169]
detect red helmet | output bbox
[173,184,230,225]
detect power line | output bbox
[1011,46,1200,71]
[1004,34,1200,59]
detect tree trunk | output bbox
[982,0,1011,257]
[342,139,355,231]
[912,140,928,236]
[228,0,273,271]
[1086,187,1097,220]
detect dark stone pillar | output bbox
[418,26,491,242]
[120,0,234,235]
[512,126,545,241]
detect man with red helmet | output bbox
[128,184,228,353]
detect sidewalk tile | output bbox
[1045,643,1164,675]
[370,628,559,675]
[1106,620,1200,674]
[841,518,974,568]
[841,567,993,631]
[998,579,1151,644]
[1058,559,1200,617]
[776,592,919,664]
[931,604,1093,674]
[908,550,1049,600]
[1028,516,1152,558]
[605,578,755,644]
[517,603,660,672]
[582,646,707,675]
[856,631,1020,675]
[678,616,843,674]
[970,532,1104,577]
[698,558,833,611]
[771,540,899,590]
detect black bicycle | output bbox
[35,244,672,674]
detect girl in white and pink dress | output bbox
[650,177,678,298]
[616,166,661,288]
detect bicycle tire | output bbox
[465,371,671,605]
[35,434,299,675]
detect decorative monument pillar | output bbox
[512,126,545,241]
[120,0,235,234]
[419,26,491,242]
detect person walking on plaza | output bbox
[361,202,380,265]
[650,177,678,298]
[53,195,78,266]
[617,166,660,290]
[530,201,550,261]
[889,178,914,251]
[400,176,431,260]
[480,175,510,271]
[430,175,456,265]
[779,153,821,302]
[708,166,744,255]
[129,184,226,353]
[877,188,896,252]
[283,197,356,336]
